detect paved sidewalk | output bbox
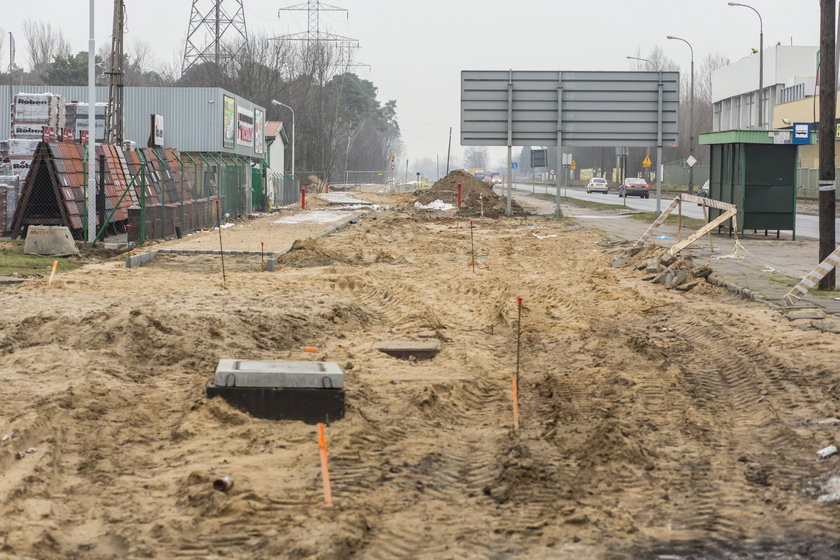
[516,193,840,333]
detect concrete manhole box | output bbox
[206,359,345,423]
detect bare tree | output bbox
[23,20,71,80]
[628,46,679,72]
[464,146,489,169]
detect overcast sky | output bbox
[0,0,823,164]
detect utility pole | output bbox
[446,126,452,175]
[819,0,836,290]
[8,33,13,142]
[106,0,125,145]
[87,0,96,243]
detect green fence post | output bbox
[82,147,88,242]
[140,165,146,244]
[199,153,214,227]
[92,166,143,245]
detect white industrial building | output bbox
[712,45,817,131]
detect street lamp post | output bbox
[729,2,764,128]
[87,0,96,243]
[271,100,295,183]
[627,56,664,214]
[667,35,695,193]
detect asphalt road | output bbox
[511,182,839,240]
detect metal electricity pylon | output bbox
[183,0,248,74]
[274,1,366,73]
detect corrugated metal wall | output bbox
[0,86,265,159]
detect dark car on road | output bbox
[618,178,650,199]
[698,180,709,198]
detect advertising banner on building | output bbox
[151,114,164,147]
[237,106,254,148]
[254,108,265,155]
[223,95,236,149]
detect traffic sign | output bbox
[570,161,577,170]
[512,162,519,169]
[686,155,697,168]
[642,155,652,168]
[530,149,548,168]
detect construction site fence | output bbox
[127,155,298,245]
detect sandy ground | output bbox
[1,193,839,559]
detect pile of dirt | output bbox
[276,238,351,268]
[302,174,326,194]
[416,170,526,218]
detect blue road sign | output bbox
[511,162,519,169]
[792,123,810,145]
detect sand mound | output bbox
[417,170,526,218]
[276,238,350,268]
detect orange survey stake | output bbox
[317,423,333,505]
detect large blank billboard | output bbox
[461,70,680,147]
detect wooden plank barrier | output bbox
[784,246,840,305]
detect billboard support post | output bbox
[506,70,513,217]
[656,71,664,214]
[555,73,563,217]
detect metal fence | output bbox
[663,165,710,188]
[127,153,302,243]
[665,165,837,199]
[795,168,840,199]
[125,150,238,244]
[344,170,389,186]
[270,172,300,206]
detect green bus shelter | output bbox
[699,129,811,239]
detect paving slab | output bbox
[784,309,827,321]
[375,340,442,360]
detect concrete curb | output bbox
[125,250,159,269]
[125,216,360,268]
[705,272,767,304]
[314,219,356,240]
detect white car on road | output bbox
[586,177,609,194]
